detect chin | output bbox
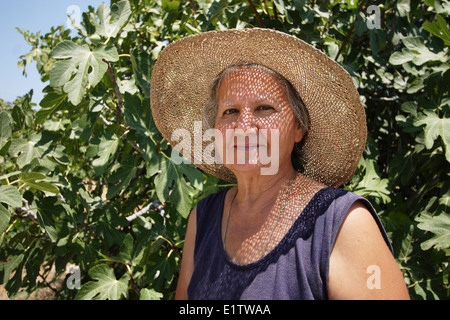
[226,162,280,178]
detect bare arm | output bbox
[175,207,197,300]
[328,201,410,300]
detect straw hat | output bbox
[150,28,366,187]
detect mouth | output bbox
[233,144,266,151]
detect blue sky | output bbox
[0,0,106,104]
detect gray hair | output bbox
[203,62,310,172]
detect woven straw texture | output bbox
[150,28,367,187]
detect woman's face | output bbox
[214,67,304,177]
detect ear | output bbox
[294,127,304,143]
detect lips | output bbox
[234,144,259,151]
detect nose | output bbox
[235,107,257,132]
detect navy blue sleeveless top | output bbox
[187,187,392,300]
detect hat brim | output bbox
[150,28,366,187]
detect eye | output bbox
[256,105,275,112]
[223,108,239,116]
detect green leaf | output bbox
[413,110,450,161]
[425,0,450,14]
[140,288,163,300]
[92,130,119,175]
[394,223,414,264]
[162,0,180,11]
[389,36,447,66]
[154,158,195,218]
[148,251,177,290]
[19,172,59,194]
[49,41,119,105]
[353,158,391,203]
[8,133,54,168]
[0,185,22,208]
[75,264,128,300]
[396,0,410,17]
[96,209,127,246]
[423,15,450,46]
[36,91,69,125]
[416,212,450,251]
[402,36,447,65]
[369,29,385,56]
[119,233,133,263]
[88,0,131,40]
[106,157,137,199]
[0,204,11,235]
[0,253,24,285]
[9,138,40,168]
[130,49,152,98]
[36,197,68,242]
[0,111,12,150]
[123,93,154,136]
[389,48,416,65]
[123,93,158,162]
[439,184,450,208]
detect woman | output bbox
[150,29,409,300]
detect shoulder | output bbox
[328,199,410,299]
[332,200,388,251]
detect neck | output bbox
[232,165,297,209]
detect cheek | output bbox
[214,124,234,158]
[259,105,295,131]
[266,112,300,152]
[215,122,233,143]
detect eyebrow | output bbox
[219,98,275,107]
[255,98,273,104]
[219,102,238,107]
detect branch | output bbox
[126,139,145,155]
[126,200,165,222]
[273,1,278,21]
[99,114,113,126]
[18,198,38,222]
[101,60,147,156]
[82,179,106,186]
[264,0,278,20]
[335,0,366,61]
[188,0,196,11]
[103,59,124,122]
[247,0,264,28]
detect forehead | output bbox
[218,67,287,101]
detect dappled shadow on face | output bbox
[213,65,304,177]
[211,64,323,265]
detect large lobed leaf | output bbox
[413,110,450,161]
[0,111,12,149]
[49,41,119,105]
[91,129,120,176]
[423,15,450,46]
[75,264,128,300]
[0,185,21,233]
[153,157,203,218]
[416,212,450,251]
[88,0,131,40]
[389,36,448,66]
